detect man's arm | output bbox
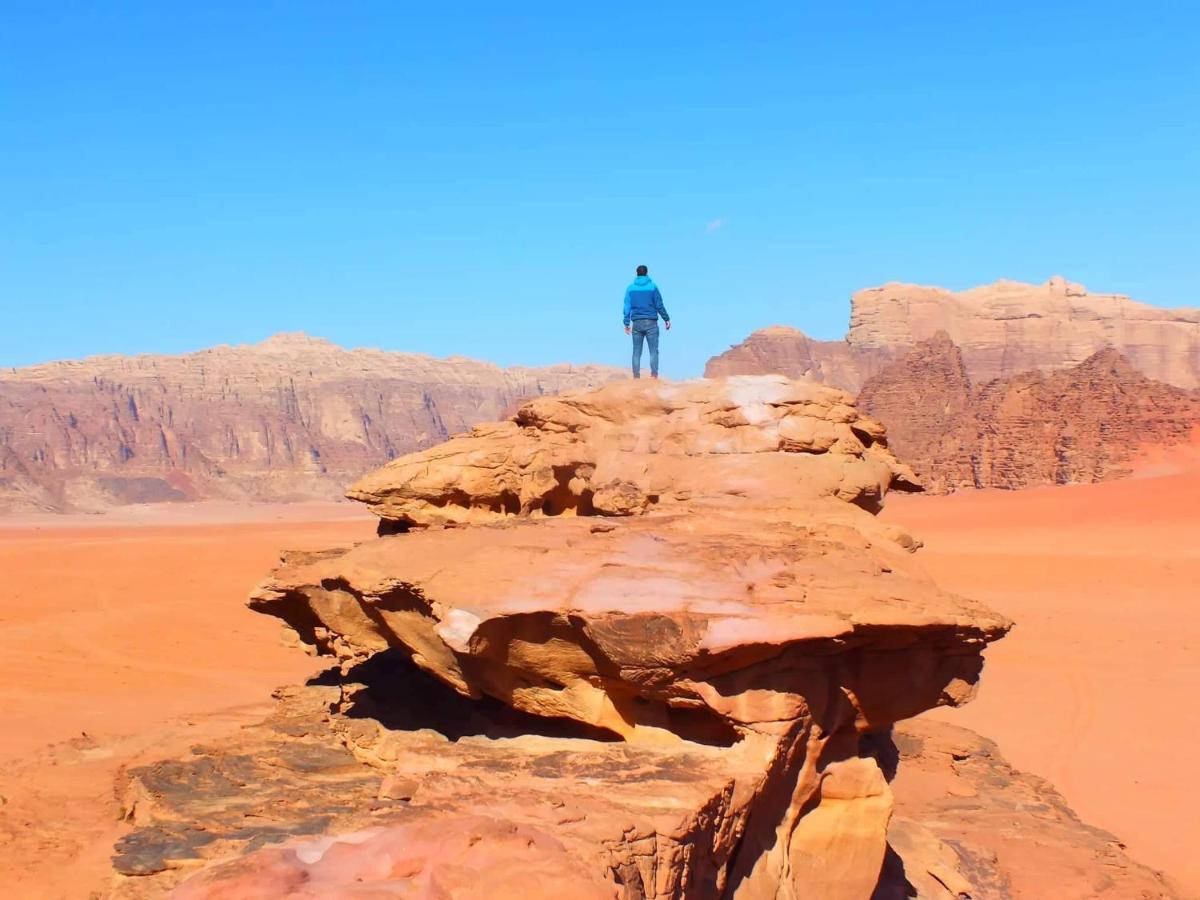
[654,287,671,329]
[623,289,632,330]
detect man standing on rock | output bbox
[623,265,671,379]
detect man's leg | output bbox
[631,326,645,378]
[647,323,660,378]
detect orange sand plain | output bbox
[1,478,1197,897]
[884,469,1200,896]
[0,503,375,899]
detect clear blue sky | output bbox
[2,2,1197,377]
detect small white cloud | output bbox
[705,217,727,234]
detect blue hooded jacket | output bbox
[623,275,669,327]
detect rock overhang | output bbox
[225,375,1012,898]
[252,377,1006,749]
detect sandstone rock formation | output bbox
[0,333,621,513]
[107,376,1176,897]
[707,278,1200,491]
[703,326,893,395]
[850,277,1200,389]
[111,682,1174,898]
[112,375,1025,899]
[858,337,1200,491]
[346,375,922,528]
[706,276,1200,392]
[855,334,975,490]
[876,719,1175,898]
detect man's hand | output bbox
[624,325,631,335]
[665,320,672,330]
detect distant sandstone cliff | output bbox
[703,326,894,395]
[707,276,1200,392]
[858,335,1200,490]
[706,277,1200,489]
[0,333,622,512]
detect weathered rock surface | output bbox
[131,376,1010,899]
[110,677,636,899]
[875,718,1177,899]
[110,376,1174,897]
[858,338,1200,491]
[346,376,921,527]
[111,659,1175,897]
[706,276,1200,392]
[0,332,621,513]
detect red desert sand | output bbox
[0,502,375,900]
[1,462,1196,896]
[883,466,1200,896]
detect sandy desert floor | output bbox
[0,503,375,899]
[884,469,1200,897]
[1,480,1196,897]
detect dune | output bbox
[882,468,1200,896]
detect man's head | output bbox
[636,265,648,276]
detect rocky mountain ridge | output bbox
[707,277,1200,490]
[0,333,622,512]
[707,276,1200,392]
[859,335,1200,490]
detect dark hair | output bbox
[636,265,648,276]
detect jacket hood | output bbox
[631,275,654,287]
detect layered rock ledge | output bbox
[345,375,922,527]
[137,377,1023,899]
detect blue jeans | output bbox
[630,318,659,377]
